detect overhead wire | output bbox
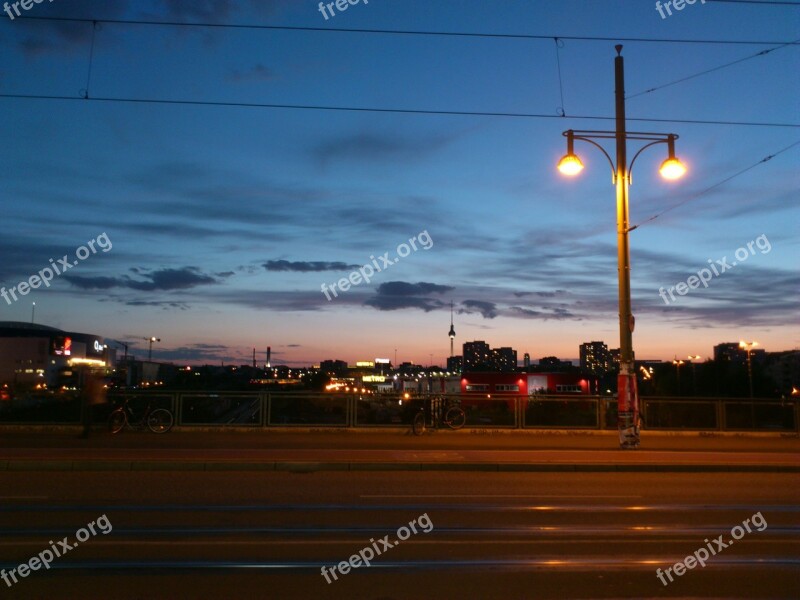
[629,140,800,231]
[13,15,800,46]
[627,38,800,99]
[0,92,797,129]
[553,38,567,117]
[1,16,796,129]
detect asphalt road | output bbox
[2,430,799,452]
[0,470,797,599]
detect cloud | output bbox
[509,306,577,320]
[460,300,498,319]
[65,267,219,291]
[264,260,359,273]
[124,300,190,310]
[228,63,275,82]
[364,281,454,312]
[313,131,459,167]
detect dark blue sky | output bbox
[1,0,798,366]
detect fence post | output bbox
[349,394,355,428]
[174,392,181,426]
[598,396,605,430]
[795,400,799,435]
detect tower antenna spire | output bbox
[448,301,456,358]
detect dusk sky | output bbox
[1,0,797,367]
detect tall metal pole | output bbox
[614,45,640,449]
[746,349,754,398]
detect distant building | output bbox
[463,341,517,372]
[766,351,800,393]
[463,341,492,371]
[447,355,463,373]
[579,341,610,375]
[461,372,591,397]
[493,347,517,372]
[523,353,531,369]
[539,356,560,369]
[714,342,767,365]
[320,359,348,376]
[714,343,746,363]
[0,321,112,387]
[609,348,620,371]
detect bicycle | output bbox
[412,395,466,435]
[108,397,174,434]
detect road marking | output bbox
[0,496,48,500]
[0,557,796,570]
[0,539,793,547]
[360,494,642,498]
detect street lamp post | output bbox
[739,340,758,398]
[146,337,161,362]
[557,46,686,449]
[688,355,701,395]
[672,359,685,395]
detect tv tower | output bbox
[448,301,456,358]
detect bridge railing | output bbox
[0,391,798,433]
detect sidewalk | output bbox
[1,430,797,472]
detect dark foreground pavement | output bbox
[0,470,798,599]
[0,430,797,472]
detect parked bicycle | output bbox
[412,395,465,435]
[108,397,174,434]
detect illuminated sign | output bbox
[355,361,374,368]
[51,336,72,356]
[362,375,386,383]
[375,358,391,364]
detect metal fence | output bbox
[0,392,798,433]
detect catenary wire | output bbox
[629,140,800,231]
[11,15,800,46]
[627,38,800,99]
[0,93,797,129]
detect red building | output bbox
[461,372,592,396]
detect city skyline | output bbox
[1,1,798,367]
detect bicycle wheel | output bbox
[412,411,427,436]
[108,409,127,434]
[443,406,466,430]
[147,409,174,434]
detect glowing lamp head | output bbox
[659,135,686,180]
[659,157,686,180]
[557,153,584,176]
[558,130,584,176]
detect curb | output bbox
[1,460,797,473]
[0,426,797,438]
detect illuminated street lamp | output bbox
[672,359,685,394]
[557,46,686,449]
[146,336,161,362]
[739,340,758,398]
[687,355,701,395]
